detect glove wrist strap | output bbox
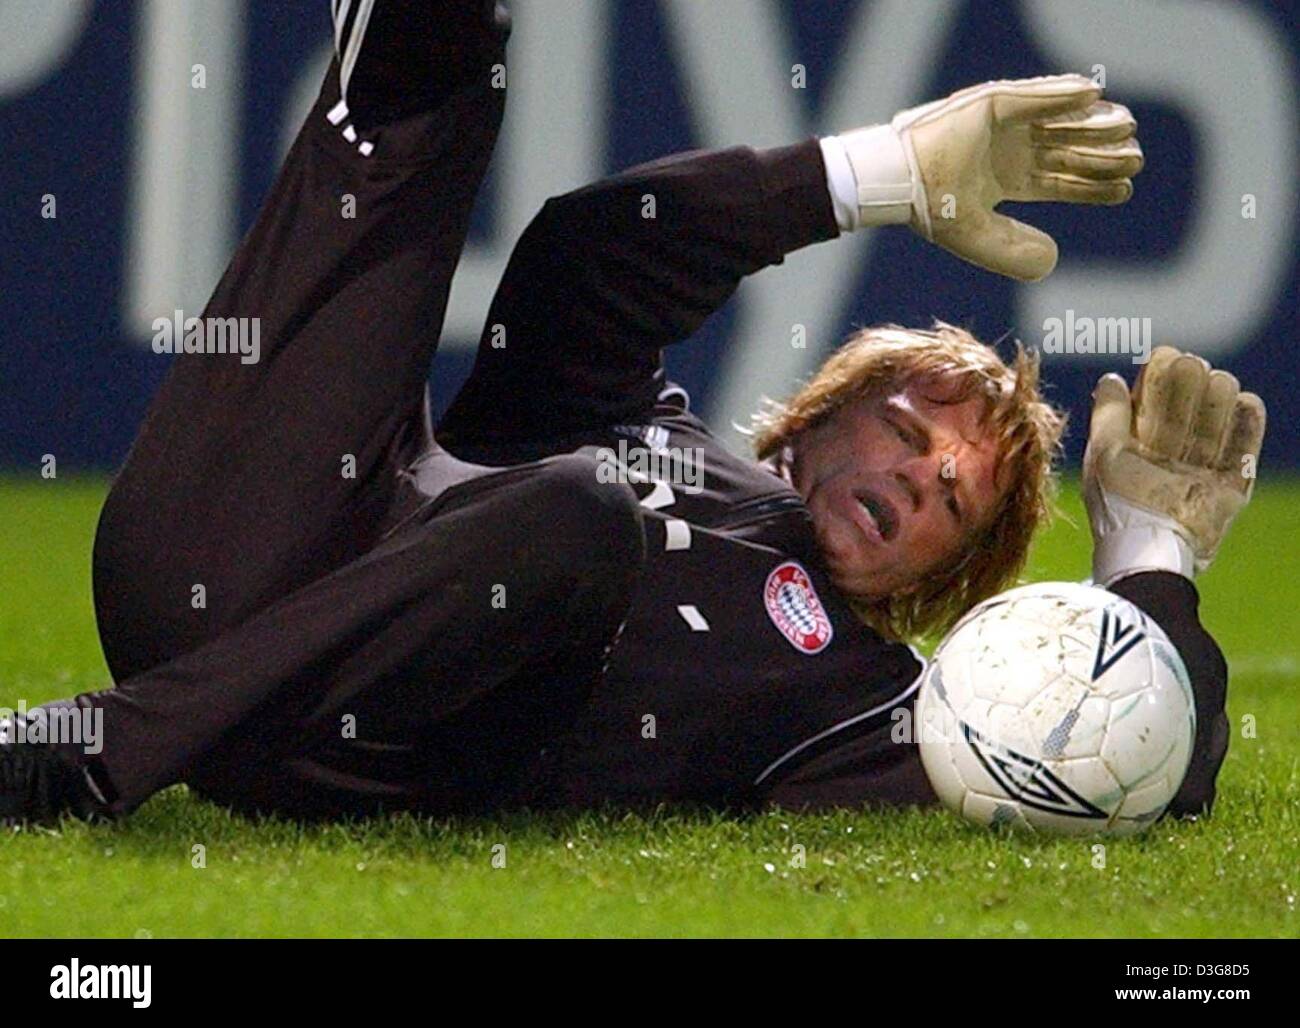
[822,126,915,230]
[1092,519,1196,587]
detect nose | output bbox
[893,451,951,512]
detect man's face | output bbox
[788,375,1004,598]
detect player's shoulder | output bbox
[618,383,793,499]
[633,383,760,465]
[633,381,708,439]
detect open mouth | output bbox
[855,489,899,542]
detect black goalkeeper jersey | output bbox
[532,399,925,809]
[436,138,1228,816]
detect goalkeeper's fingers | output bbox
[1024,170,1134,205]
[1088,373,1133,455]
[1133,346,1179,440]
[989,74,1102,125]
[1216,392,1266,490]
[1025,100,1142,204]
[1032,100,1137,146]
[1035,139,1144,181]
[1185,369,1241,466]
[1136,350,1208,460]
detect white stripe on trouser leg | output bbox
[333,0,353,59]
[664,519,691,551]
[677,605,709,632]
[640,480,675,511]
[338,0,377,104]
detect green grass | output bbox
[1,476,1297,938]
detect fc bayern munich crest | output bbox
[764,561,833,655]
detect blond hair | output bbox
[753,322,1065,641]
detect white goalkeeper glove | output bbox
[1083,346,1267,587]
[821,74,1143,280]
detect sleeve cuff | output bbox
[818,136,860,232]
[755,138,843,253]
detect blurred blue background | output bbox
[2,0,1296,471]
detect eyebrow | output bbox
[883,398,930,452]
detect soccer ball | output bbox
[915,581,1195,836]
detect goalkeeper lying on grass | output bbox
[0,1,1264,826]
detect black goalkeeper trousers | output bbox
[82,2,643,819]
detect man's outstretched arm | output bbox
[438,138,841,448]
[1107,572,1228,817]
[439,74,1142,450]
[1084,347,1266,816]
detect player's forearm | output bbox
[532,138,841,348]
[440,140,840,440]
[1084,349,1264,820]
[1107,571,1229,818]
